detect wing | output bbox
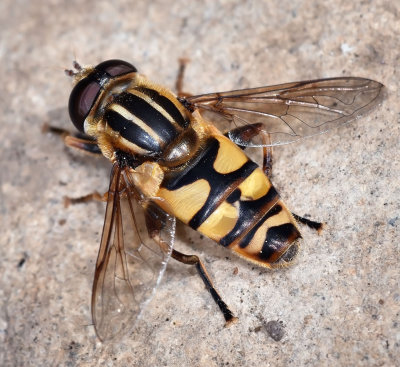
[182,77,385,146]
[91,164,175,341]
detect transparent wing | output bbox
[183,77,385,146]
[91,164,175,341]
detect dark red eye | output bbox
[68,75,101,132]
[68,60,137,132]
[95,59,137,77]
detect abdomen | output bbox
[157,133,301,268]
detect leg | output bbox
[175,58,192,97]
[43,124,106,206]
[42,123,102,155]
[226,125,324,230]
[64,191,108,208]
[144,203,238,326]
[225,123,273,177]
[292,213,324,233]
[261,132,273,178]
[170,249,238,326]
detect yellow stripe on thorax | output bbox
[127,88,183,130]
[101,125,150,157]
[108,103,163,144]
[134,74,191,125]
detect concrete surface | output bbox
[1,1,399,366]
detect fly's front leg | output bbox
[42,123,102,155]
[144,203,238,326]
[64,191,108,208]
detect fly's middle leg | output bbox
[43,123,107,206]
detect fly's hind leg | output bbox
[225,123,273,177]
[144,202,238,326]
[292,213,324,233]
[170,249,238,326]
[226,124,324,232]
[261,131,273,178]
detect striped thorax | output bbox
[68,60,195,165]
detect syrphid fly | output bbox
[46,59,384,341]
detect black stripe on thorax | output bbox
[138,87,189,128]
[162,137,258,230]
[115,91,179,143]
[105,109,161,152]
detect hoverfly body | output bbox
[48,59,384,341]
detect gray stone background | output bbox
[1,1,399,366]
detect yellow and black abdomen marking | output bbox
[158,134,301,268]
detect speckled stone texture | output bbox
[1,1,399,366]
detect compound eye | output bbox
[95,59,137,77]
[68,76,101,132]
